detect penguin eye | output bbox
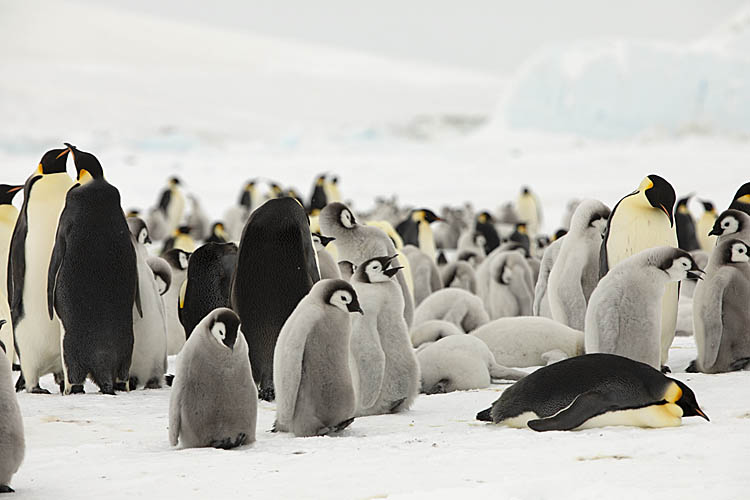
[339,292,351,304]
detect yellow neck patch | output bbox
[664,382,682,403]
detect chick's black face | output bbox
[645,174,676,227]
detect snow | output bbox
[12,336,749,499]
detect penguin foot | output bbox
[729,357,750,371]
[660,365,671,374]
[99,383,115,395]
[165,375,175,387]
[210,433,246,450]
[685,360,699,373]
[0,484,14,493]
[389,398,407,413]
[113,382,128,392]
[128,377,138,391]
[258,387,275,402]
[14,374,25,393]
[31,385,50,395]
[476,408,492,422]
[144,378,161,389]
[70,384,85,394]
[333,418,354,433]
[11,364,20,372]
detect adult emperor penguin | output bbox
[532,236,563,318]
[308,174,327,215]
[324,175,342,203]
[162,225,196,254]
[418,335,525,394]
[273,279,359,437]
[728,182,750,216]
[586,247,702,370]
[402,245,442,306]
[547,199,610,330]
[48,145,138,394]
[0,322,24,493]
[474,211,500,255]
[8,147,74,393]
[204,222,229,244]
[516,186,542,237]
[232,197,320,401]
[319,202,414,326]
[675,195,700,251]
[601,174,679,368]
[312,232,340,279]
[162,249,190,355]
[180,242,238,340]
[413,288,489,333]
[169,308,256,449]
[692,239,750,373]
[696,200,718,252]
[709,209,750,246]
[395,209,443,261]
[156,176,185,236]
[350,256,420,416]
[0,185,22,365]
[476,353,708,431]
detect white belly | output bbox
[0,204,19,294]
[696,213,717,253]
[418,222,436,261]
[576,403,683,430]
[131,252,168,384]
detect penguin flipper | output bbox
[698,272,729,370]
[527,390,621,432]
[352,322,386,409]
[158,188,171,214]
[134,266,143,319]
[168,379,182,446]
[47,230,66,320]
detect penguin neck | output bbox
[418,220,436,259]
[0,204,19,227]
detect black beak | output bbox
[708,227,720,236]
[687,267,705,280]
[384,266,403,278]
[347,298,364,315]
[145,235,153,245]
[320,235,336,247]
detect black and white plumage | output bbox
[0,320,24,493]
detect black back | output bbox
[230,197,320,400]
[179,242,238,339]
[475,220,500,254]
[675,197,700,251]
[395,217,419,247]
[308,175,327,213]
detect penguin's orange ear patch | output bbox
[664,382,682,403]
[37,163,44,174]
[737,194,750,203]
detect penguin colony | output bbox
[6,144,750,492]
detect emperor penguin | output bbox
[162,225,196,254]
[8,147,74,393]
[0,323,24,493]
[323,175,342,203]
[364,220,415,296]
[585,246,703,369]
[350,256,420,416]
[410,320,463,349]
[728,182,750,216]
[125,215,168,390]
[471,317,584,368]
[223,180,256,241]
[145,206,169,242]
[204,222,229,244]
[440,260,477,294]
[48,145,138,394]
[308,174,327,215]
[319,202,414,326]
[232,197,320,401]
[162,249,190,355]
[186,194,210,241]
[709,209,750,246]
[696,200,718,252]
[480,250,534,320]
[675,195,700,251]
[156,176,185,236]
[508,223,531,256]
[312,232,340,279]
[169,308,256,449]
[516,186,542,237]
[692,239,750,373]
[418,335,526,394]
[402,245,442,306]
[547,200,610,330]
[273,279,360,437]
[395,209,443,261]
[0,185,22,365]
[474,212,500,255]
[601,174,679,367]
[532,236,563,318]
[180,242,238,340]
[476,353,708,431]
[413,288,489,333]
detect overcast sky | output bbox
[73,0,746,74]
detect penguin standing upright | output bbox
[0,185,22,365]
[308,174,327,215]
[162,225,196,254]
[9,148,74,393]
[474,212,500,255]
[395,209,443,261]
[0,320,24,493]
[508,223,531,255]
[324,175,342,204]
[204,222,229,244]
[231,198,320,401]
[728,182,750,215]
[47,145,138,394]
[696,200,718,252]
[601,174,678,369]
[156,177,185,236]
[675,195,700,251]
[224,180,256,241]
[162,249,190,355]
[180,242,237,339]
[516,186,542,237]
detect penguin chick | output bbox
[585,246,703,369]
[312,232,340,279]
[402,245,442,306]
[0,322,24,493]
[413,288,489,333]
[418,335,526,394]
[481,250,534,320]
[273,279,360,437]
[533,237,563,318]
[410,320,463,349]
[169,308,256,449]
[440,260,478,294]
[709,209,750,246]
[476,353,708,431]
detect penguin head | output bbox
[163,249,191,271]
[412,209,443,224]
[37,147,71,175]
[720,239,750,264]
[520,186,531,196]
[473,232,487,249]
[639,175,676,226]
[212,222,228,240]
[553,228,568,240]
[127,217,152,245]
[572,199,611,235]
[709,209,746,237]
[65,143,103,183]
[148,257,172,296]
[324,280,363,314]
[176,225,192,236]
[311,232,335,251]
[323,202,356,230]
[477,211,493,225]
[494,261,513,285]
[269,183,283,197]
[168,176,181,187]
[676,195,692,215]
[700,200,715,213]
[536,235,551,249]
[660,249,704,281]
[357,255,402,283]
[0,184,23,205]
[671,379,710,421]
[732,182,750,206]
[458,250,480,267]
[515,222,527,235]
[126,209,141,218]
[208,308,241,351]
[330,175,339,185]
[315,175,325,186]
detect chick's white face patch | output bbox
[330,290,353,312]
[731,242,750,263]
[211,321,227,346]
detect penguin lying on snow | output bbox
[413,288,489,333]
[476,353,709,431]
[410,320,463,349]
[0,321,24,493]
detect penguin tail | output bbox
[476,407,493,422]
